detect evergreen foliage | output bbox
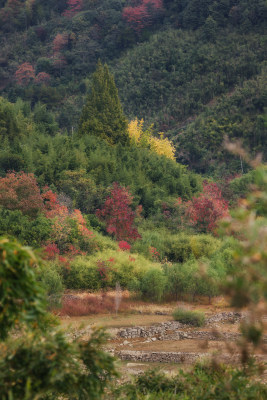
[177,69,267,175]
[79,61,128,145]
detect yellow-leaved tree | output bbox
[128,118,175,160]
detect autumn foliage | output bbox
[96,183,141,242]
[185,181,229,232]
[0,172,44,217]
[63,0,83,18]
[42,189,94,254]
[122,0,163,32]
[15,62,35,86]
[52,33,68,54]
[128,118,175,160]
[0,171,95,260]
[35,72,51,84]
[118,240,131,251]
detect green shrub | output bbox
[163,263,187,301]
[140,268,167,302]
[113,363,267,399]
[166,234,192,263]
[60,250,162,291]
[172,308,205,326]
[164,259,200,300]
[131,228,168,260]
[62,258,101,290]
[40,263,64,309]
[0,208,52,247]
[189,234,221,259]
[132,230,221,264]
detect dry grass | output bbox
[60,313,173,329]
[57,293,132,317]
[59,290,233,317]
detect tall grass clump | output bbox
[172,308,205,326]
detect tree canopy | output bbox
[79,61,129,146]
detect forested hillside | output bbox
[0,2,267,398]
[0,0,266,175]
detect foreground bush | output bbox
[172,308,205,326]
[39,263,64,309]
[110,363,267,400]
[0,238,117,399]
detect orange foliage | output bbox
[15,62,35,86]
[0,171,44,217]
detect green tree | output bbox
[0,97,20,143]
[0,237,117,399]
[78,61,129,145]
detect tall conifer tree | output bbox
[78,61,128,145]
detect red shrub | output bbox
[96,259,113,283]
[42,189,68,219]
[58,256,70,267]
[96,183,141,242]
[118,240,131,251]
[149,246,160,261]
[185,181,229,232]
[43,243,60,260]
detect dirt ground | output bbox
[60,294,267,378]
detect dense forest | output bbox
[0,0,266,175]
[0,0,266,399]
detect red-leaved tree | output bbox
[0,171,44,217]
[63,0,83,18]
[122,0,163,32]
[52,33,68,54]
[15,62,35,86]
[35,72,51,85]
[96,183,141,241]
[185,181,229,232]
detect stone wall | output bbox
[117,312,244,340]
[115,350,245,364]
[118,321,181,339]
[116,350,205,363]
[115,350,266,364]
